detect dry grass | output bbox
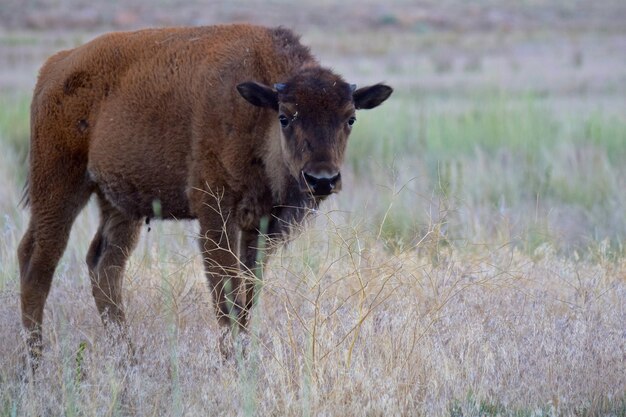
[1,166,625,415]
[1,2,626,415]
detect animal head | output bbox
[237,67,392,198]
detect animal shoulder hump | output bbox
[268,26,314,66]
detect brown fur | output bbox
[18,24,392,361]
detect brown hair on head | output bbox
[273,67,357,132]
[276,67,353,107]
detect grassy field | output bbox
[1,2,625,416]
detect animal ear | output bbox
[237,82,278,110]
[353,84,393,110]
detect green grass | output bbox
[449,391,626,417]
[582,110,626,163]
[0,35,39,47]
[1,87,624,255]
[350,90,624,165]
[348,90,626,254]
[0,93,30,167]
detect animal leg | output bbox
[87,196,142,338]
[238,229,265,329]
[198,214,247,333]
[18,182,92,365]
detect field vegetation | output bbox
[0,1,625,415]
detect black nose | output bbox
[302,171,341,196]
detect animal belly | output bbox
[88,100,194,219]
[88,163,193,220]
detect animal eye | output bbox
[347,116,356,126]
[279,115,289,128]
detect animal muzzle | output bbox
[301,171,342,196]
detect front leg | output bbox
[238,228,264,329]
[197,212,246,331]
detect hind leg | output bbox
[18,180,92,365]
[87,195,142,340]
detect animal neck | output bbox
[260,122,320,239]
[267,177,319,238]
[260,121,289,203]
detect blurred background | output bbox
[1,0,625,255]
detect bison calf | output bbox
[18,24,392,362]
